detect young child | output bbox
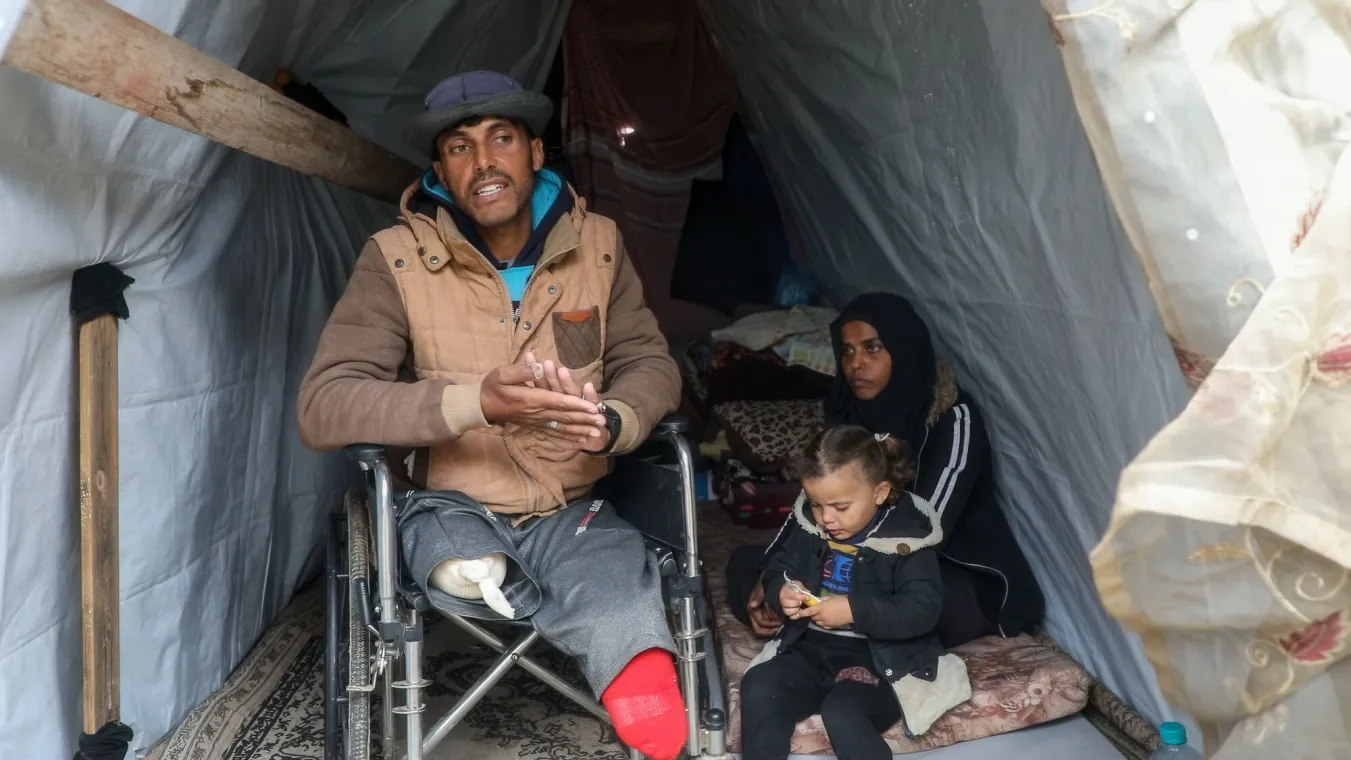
[740,425,971,760]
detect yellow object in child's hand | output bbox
[784,573,822,606]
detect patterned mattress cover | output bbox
[698,503,1092,754]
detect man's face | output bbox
[433,117,544,229]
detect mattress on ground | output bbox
[788,714,1123,760]
[698,504,1092,754]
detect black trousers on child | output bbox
[740,631,901,760]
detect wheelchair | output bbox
[323,416,729,760]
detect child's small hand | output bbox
[779,582,809,617]
[799,595,854,629]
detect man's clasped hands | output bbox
[478,353,611,458]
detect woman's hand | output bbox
[778,582,810,619]
[747,583,784,637]
[798,595,854,629]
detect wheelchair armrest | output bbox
[344,443,388,464]
[650,414,689,441]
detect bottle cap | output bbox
[1159,721,1187,745]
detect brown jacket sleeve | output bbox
[296,240,487,451]
[600,235,682,455]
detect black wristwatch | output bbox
[588,402,622,456]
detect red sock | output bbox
[601,648,686,760]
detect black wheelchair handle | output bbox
[344,443,387,464]
[651,414,689,440]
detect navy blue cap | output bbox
[404,71,552,160]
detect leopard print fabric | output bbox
[711,361,958,474]
[711,399,826,473]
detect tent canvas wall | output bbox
[702,1,1192,728]
[0,1,1204,757]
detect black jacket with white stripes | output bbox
[913,392,1044,637]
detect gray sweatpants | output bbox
[398,490,674,694]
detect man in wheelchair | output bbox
[297,70,687,760]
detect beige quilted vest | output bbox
[372,184,618,514]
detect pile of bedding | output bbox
[679,307,842,528]
[679,306,838,413]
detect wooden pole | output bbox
[78,313,120,734]
[1,0,419,204]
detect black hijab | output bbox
[825,293,937,458]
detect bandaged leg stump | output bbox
[428,553,516,618]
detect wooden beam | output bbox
[2,0,419,204]
[78,313,120,733]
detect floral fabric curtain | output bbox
[1045,0,1351,755]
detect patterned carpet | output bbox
[144,582,627,760]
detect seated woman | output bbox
[726,292,1045,647]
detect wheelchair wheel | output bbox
[345,495,374,760]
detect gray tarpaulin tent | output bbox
[0,1,1198,757]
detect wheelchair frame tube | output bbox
[369,460,399,631]
[359,459,400,757]
[445,615,611,725]
[423,629,542,754]
[401,608,425,760]
[674,593,702,756]
[670,435,699,578]
[662,428,704,754]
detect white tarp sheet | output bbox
[0,2,566,757]
[703,0,1192,728]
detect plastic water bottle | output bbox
[1151,722,1202,758]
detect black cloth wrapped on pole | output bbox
[71,721,133,760]
[70,263,135,324]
